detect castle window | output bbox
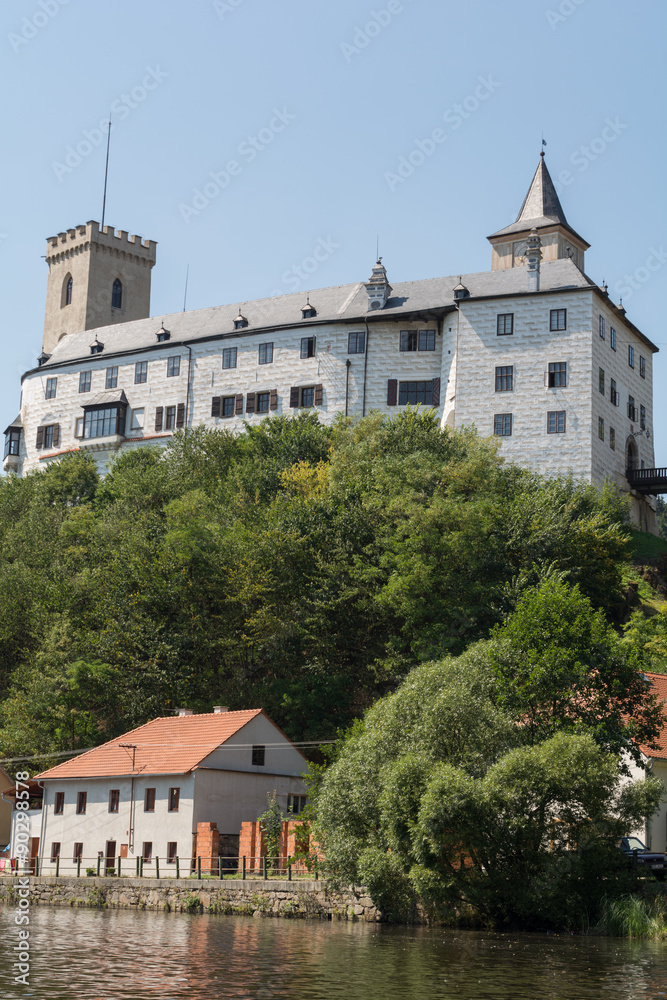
[45,377,57,400]
[610,328,617,351]
[640,404,646,430]
[83,405,126,439]
[165,406,176,430]
[290,384,323,409]
[610,378,619,406]
[497,313,514,336]
[258,342,274,365]
[547,410,566,434]
[418,330,436,351]
[640,355,646,379]
[105,366,118,389]
[4,427,21,458]
[495,366,513,392]
[494,413,512,437]
[628,394,636,421]
[111,279,122,309]
[348,332,365,354]
[135,361,148,384]
[79,371,91,393]
[222,347,237,369]
[628,345,635,369]
[548,362,567,388]
[400,331,417,352]
[599,316,605,340]
[300,336,316,359]
[398,381,433,406]
[36,424,60,450]
[256,391,270,413]
[598,416,605,441]
[550,309,567,332]
[598,368,605,394]
[610,427,616,450]
[64,276,73,306]
[167,356,181,378]
[222,396,235,417]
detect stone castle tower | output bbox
[42,221,157,356]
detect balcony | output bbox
[626,467,667,494]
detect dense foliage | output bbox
[0,411,640,764]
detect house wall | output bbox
[645,759,667,852]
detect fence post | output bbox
[197,856,201,880]
[136,856,140,877]
[77,857,81,878]
[288,857,292,882]
[176,856,180,880]
[262,856,267,881]
[140,857,144,878]
[96,856,101,877]
[242,856,246,880]
[34,857,39,877]
[156,856,159,880]
[55,856,60,877]
[117,856,121,878]
[314,860,319,880]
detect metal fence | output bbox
[2,855,320,880]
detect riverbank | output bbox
[0,875,385,922]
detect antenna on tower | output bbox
[183,264,190,312]
[376,234,379,261]
[101,116,112,231]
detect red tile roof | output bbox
[34,710,271,779]
[639,672,667,760]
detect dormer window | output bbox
[453,281,470,300]
[111,279,122,309]
[301,299,317,319]
[90,339,104,355]
[234,311,248,330]
[156,325,170,343]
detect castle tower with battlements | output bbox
[42,222,157,356]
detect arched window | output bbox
[63,275,73,307]
[112,279,122,309]
[626,437,638,472]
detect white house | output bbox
[9,707,307,876]
[4,154,664,530]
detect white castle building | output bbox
[4,155,664,530]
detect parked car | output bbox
[619,836,666,878]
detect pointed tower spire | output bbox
[487,153,589,272]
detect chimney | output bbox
[177,708,193,716]
[526,228,542,292]
[213,706,229,714]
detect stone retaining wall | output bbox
[0,876,385,922]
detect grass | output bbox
[597,894,667,938]
[629,530,667,562]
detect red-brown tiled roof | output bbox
[34,710,267,779]
[638,672,667,760]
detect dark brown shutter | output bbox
[314,384,323,407]
[431,377,441,407]
[235,394,244,415]
[211,396,221,417]
[270,389,278,411]
[36,427,44,449]
[176,403,185,428]
[155,406,163,431]
[387,379,397,406]
[246,392,256,414]
[52,424,60,448]
[289,386,300,408]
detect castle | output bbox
[4,154,664,531]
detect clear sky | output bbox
[1,0,665,464]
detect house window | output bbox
[109,789,120,813]
[628,345,635,368]
[165,406,176,430]
[222,347,237,369]
[599,316,605,339]
[65,276,73,305]
[54,792,64,815]
[83,405,126,439]
[610,427,616,450]
[252,745,265,766]
[494,413,512,437]
[222,396,235,417]
[51,843,61,862]
[300,336,316,359]
[45,377,57,399]
[640,404,646,430]
[495,366,513,392]
[290,385,323,408]
[258,343,274,365]
[287,794,307,815]
[398,381,434,405]
[73,843,83,862]
[42,424,59,449]
[348,331,365,354]
[418,330,436,351]
[167,842,178,864]
[547,410,566,434]
[256,392,270,413]
[4,427,21,459]
[610,378,618,406]
[598,416,605,441]
[400,330,417,352]
[550,309,567,332]
[142,842,153,862]
[497,313,514,336]
[144,788,156,812]
[76,791,87,815]
[548,362,567,388]
[610,328,617,351]
[135,361,148,384]
[598,368,605,394]
[105,366,118,389]
[168,788,180,812]
[79,371,91,393]
[167,356,181,378]
[112,279,122,309]
[640,356,646,379]
[628,395,636,421]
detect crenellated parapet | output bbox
[46,221,157,269]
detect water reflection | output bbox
[0,906,666,999]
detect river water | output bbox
[1,906,667,999]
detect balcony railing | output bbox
[626,467,667,494]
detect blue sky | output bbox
[1,0,666,464]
